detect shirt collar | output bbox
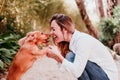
[69,29,80,50]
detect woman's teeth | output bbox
[53,35,57,39]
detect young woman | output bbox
[45,13,118,80]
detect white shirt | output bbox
[61,30,118,80]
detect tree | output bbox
[0,0,6,13]
[75,0,99,39]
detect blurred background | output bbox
[0,0,120,78]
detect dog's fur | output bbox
[7,31,49,80]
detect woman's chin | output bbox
[53,38,63,44]
[54,40,59,44]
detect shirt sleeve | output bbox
[60,41,90,78]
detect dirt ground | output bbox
[0,55,120,80]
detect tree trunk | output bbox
[75,0,99,39]
[118,0,120,4]
[106,0,118,17]
[98,0,105,17]
[0,0,6,13]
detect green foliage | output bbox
[99,5,120,47]
[0,33,20,70]
[99,18,116,41]
[0,0,66,33]
[0,60,3,69]
[0,15,22,70]
[112,5,120,30]
[0,15,20,34]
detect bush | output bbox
[0,33,21,70]
[99,5,120,48]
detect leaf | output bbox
[0,60,4,69]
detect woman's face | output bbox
[50,20,65,43]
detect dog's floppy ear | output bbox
[33,31,41,45]
[18,31,42,46]
[18,37,27,46]
[18,31,37,46]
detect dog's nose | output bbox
[41,32,43,35]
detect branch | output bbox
[0,0,6,14]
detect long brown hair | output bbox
[57,41,70,58]
[50,14,74,57]
[50,13,75,34]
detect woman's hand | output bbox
[48,45,61,55]
[46,45,64,63]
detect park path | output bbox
[1,55,120,80]
[22,55,120,80]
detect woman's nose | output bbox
[50,31,53,35]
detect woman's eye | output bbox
[52,28,55,31]
[31,34,34,37]
[51,27,55,31]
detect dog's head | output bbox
[32,31,50,45]
[18,31,50,46]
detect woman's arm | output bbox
[46,45,64,63]
[46,42,90,78]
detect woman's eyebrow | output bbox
[50,27,53,29]
[51,26,55,29]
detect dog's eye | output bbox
[31,34,34,37]
[41,32,43,35]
